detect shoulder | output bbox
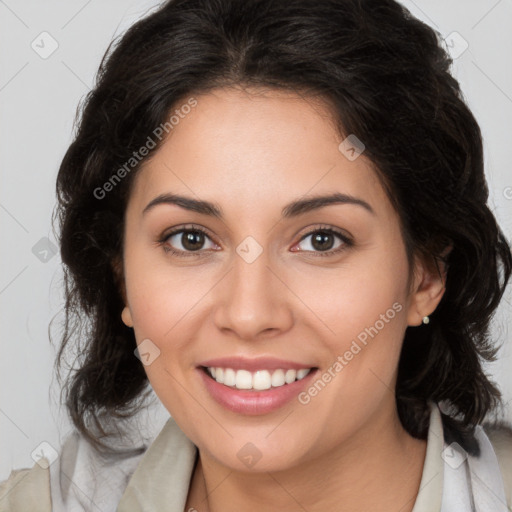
[0,460,52,512]
[484,423,512,507]
[0,431,147,512]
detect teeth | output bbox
[253,370,272,391]
[236,370,253,389]
[271,369,285,387]
[297,369,309,379]
[206,367,312,390]
[285,369,296,384]
[224,368,236,387]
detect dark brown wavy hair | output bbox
[53,0,512,455]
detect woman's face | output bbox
[121,86,444,472]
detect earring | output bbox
[422,316,430,325]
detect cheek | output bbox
[123,256,201,412]
[123,235,202,338]
[293,248,409,349]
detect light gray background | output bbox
[1,0,511,481]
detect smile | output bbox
[197,360,319,415]
[203,366,313,390]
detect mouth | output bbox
[197,361,319,415]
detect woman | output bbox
[1,0,511,510]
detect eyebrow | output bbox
[142,192,375,218]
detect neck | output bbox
[185,403,428,512]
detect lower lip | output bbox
[198,367,318,415]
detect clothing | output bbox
[1,401,511,511]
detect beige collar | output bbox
[117,402,444,512]
[116,416,197,511]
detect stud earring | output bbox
[422,316,430,325]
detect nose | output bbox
[213,245,294,341]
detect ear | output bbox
[111,255,134,328]
[406,245,451,326]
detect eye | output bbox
[158,224,218,257]
[292,225,353,257]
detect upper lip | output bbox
[198,356,317,372]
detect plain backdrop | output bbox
[1,0,511,482]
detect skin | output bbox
[120,86,447,512]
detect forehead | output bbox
[127,86,390,220]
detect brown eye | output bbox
[310,231,336,251]
[293,227,353,257]
[159,225,219,258]
[176,230,206,251]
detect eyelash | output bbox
[157,223,353,259]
